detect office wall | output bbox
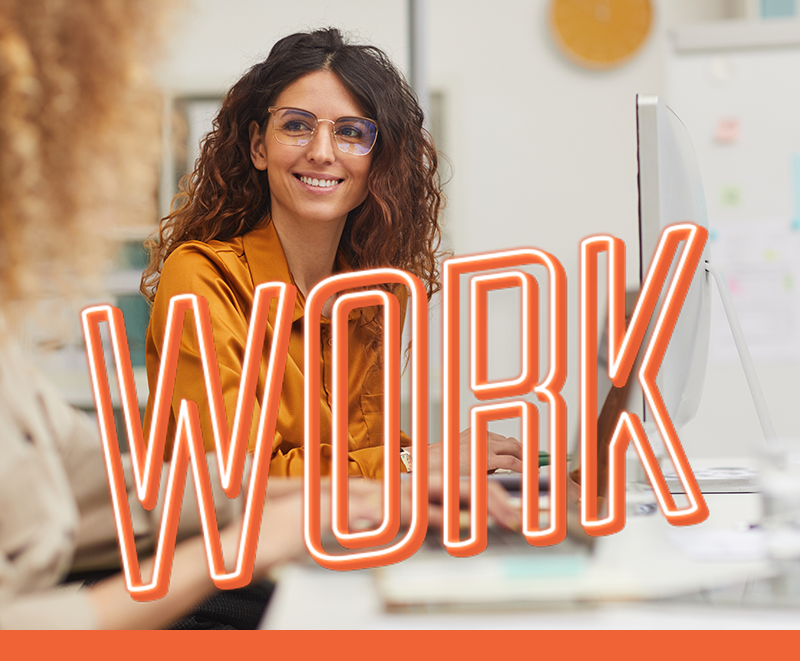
[666,31,800,457]
[157,0,409,94]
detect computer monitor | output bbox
[633,95,775,495]
[635,94,711,432]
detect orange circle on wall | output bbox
[549,0,653,70]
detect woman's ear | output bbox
[249,120,268,170]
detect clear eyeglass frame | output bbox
[267,106,379,156]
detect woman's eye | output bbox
[282,120,312,133]
[337,124,363,141]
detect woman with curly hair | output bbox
[142,28,523,478]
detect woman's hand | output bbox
[426,477,519,531]
[426,428,523,476]
[245,473,522,580]
[247,481,307,577]
[247,478,388,578]
[342,477,521,535]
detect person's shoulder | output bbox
[158,237,247,296]
[166,237,246,273]
[168,236,245,264]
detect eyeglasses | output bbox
[267,106,379,156]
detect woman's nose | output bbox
[306,119,337,163]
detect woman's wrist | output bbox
[400,447,413,473]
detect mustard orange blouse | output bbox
[143,219,407,479]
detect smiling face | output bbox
[249,69,373,236]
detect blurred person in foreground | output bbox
[0,0,390,630]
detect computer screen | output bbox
[636,94,711,432]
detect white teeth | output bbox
[300,175,339,188]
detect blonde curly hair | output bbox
[0,0,166,312]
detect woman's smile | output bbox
[294,173,344,191]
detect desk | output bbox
[262,494,800,629]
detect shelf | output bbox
[671,18,800,52]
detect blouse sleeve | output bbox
[0,344,239,629]
[144,243,260,460]
[0,587,97,630]
[266,438,388,478]
[0,350,97,629]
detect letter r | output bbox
[442,249,568,556]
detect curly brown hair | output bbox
[0,0,164,317]
[141,27,445,303]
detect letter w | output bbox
[81,283,296,601]
[580,223,709,536]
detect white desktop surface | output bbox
[262,493,800,630]
[264,566,793,629]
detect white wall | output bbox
[665,29,800,457]
[158,0,409,94]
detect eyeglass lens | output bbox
[271,108,377,155]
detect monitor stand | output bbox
[704,260,776,444]
[662,261,776,495]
